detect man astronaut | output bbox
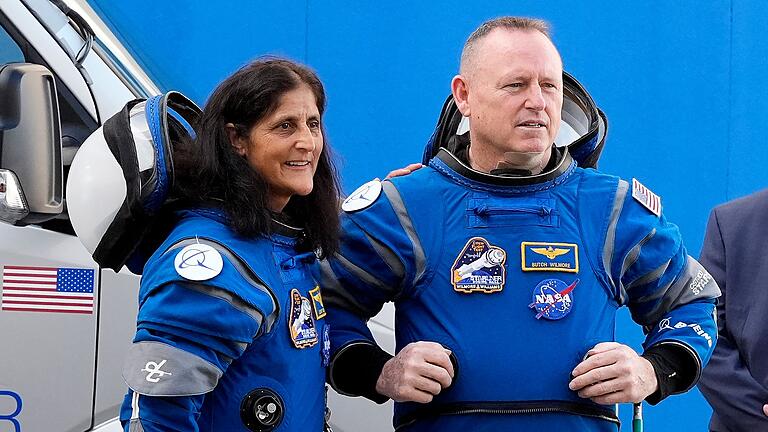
[322,16,720,431]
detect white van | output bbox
[0,0,395,430]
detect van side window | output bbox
[0,24,24,63]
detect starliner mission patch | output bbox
[288,289,318,349]
[451,237,507,294]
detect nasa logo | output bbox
[451,237,507,294]
[174,243,223,281]
[288,289,318,349]
[529,278,579,320]
[341,179,382,212]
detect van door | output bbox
[0,9,100,432]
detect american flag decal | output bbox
[632,178,661,217]
[1,266,95,314]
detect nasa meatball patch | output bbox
[288,289,318,349]
[529,278,579,320]
[451,237,507,294]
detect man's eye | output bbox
[506,83,523,88]
[309,120,321,129]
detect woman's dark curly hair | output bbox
[174,57,341,257]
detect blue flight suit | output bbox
[119,209,328,431]
[323,148,720,431]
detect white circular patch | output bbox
[341,179,382,212]
[174,243,223,281]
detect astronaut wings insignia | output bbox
[521,242,578,273]
[530,246,570,260]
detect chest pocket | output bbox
[467,195,559,228]
[275,249,316,284]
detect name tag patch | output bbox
[309,286,326,320]
[521,242,578,273]
[451,237,507,294]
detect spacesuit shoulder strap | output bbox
[573,169,625,299]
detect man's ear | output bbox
[225,123,247,156]
[451,75,471,117]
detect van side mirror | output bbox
[0,63,63,225]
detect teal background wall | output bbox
[87,1,768,429]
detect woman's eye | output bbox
[279,122,292,130]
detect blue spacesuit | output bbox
[323,147,720,431]
[120,209,328,431]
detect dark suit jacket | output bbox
[698,188,768,431]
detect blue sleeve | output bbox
[119,277,270,429]
[323,179,425,355]
[120,380,204,431]
[602,179,720,384]
[697,208,768,427]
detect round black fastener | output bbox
[448,351,460,388]
[240,388,284,432]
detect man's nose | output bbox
[525,85,546,111]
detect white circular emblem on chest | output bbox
[342,179,382,212]
[174,243,224,281]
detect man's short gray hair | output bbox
[460,17,553,74]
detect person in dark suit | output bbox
[698,188,768,430]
